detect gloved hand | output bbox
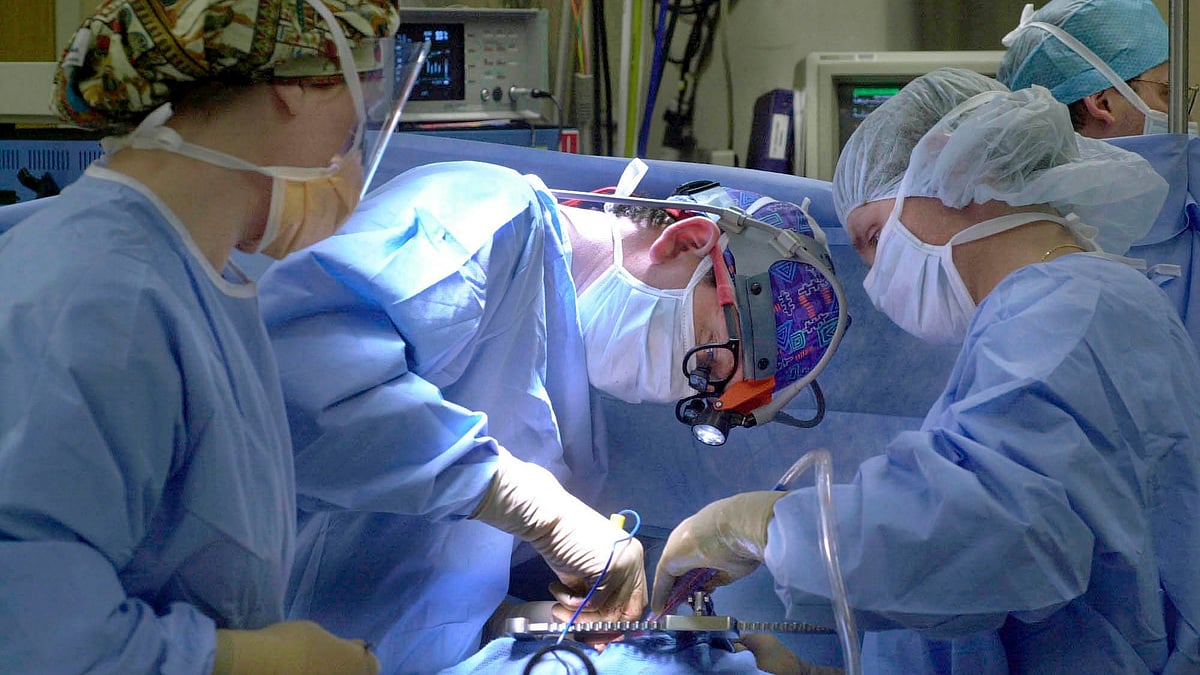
[212,620,380,675]
[471,450,647,622]
[650,490,786,614]
[735,634,844,675]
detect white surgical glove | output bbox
[471,450,647,622]
[735,634,844,675]
[212,621,379,675]
[650,491,786,614]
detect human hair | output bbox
[1067,98,1088,130]
[612,203,716,285]
[1065,76,1144,131]
[171,79,259,119]
[612,204,676,231]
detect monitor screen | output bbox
[397,23,465,102]
[798,51,1005,181]
[836,81,905,152]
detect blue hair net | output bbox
[902,85,1167,255]
[998,0,1167,104]
[832,68,1007,224]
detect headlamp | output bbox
[674,395,748,446]
[549,181,849,445]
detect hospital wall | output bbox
[402,0,1195,165]
[7,2,1194,162]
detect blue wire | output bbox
[637,1,671,158]
[556,509,642,645]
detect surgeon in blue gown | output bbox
[997,0,1200,350]
[651,68,1200,674]
[0,1,401,673]
[258,163,653,674]
[256,154,845,672]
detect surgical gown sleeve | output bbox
[259,161,560,519]
[0,254,215,672]
[764,256,1200,641]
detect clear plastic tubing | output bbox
[775,449,861,675]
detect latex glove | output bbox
[471,450,647,622]
[735,634,844,675]
[212,621,380,675]
[650,491,786,614]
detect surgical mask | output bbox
[1003,6,1198,136]
[577,218,714,403]
[865,196,1091,344]
[103,104,365,260]
[100,0,385,259]
[1140,107,1198,135]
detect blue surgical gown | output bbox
[764,253,1200,673]
[0,167,295,673]
[257,161,599,674]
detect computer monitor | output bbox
[795,51,1006,182]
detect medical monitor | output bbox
[796,51,1006,182]
[396,7,549,123]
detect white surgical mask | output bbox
[1140,108,1198,136]
[1003,6,1198,136]
[864,192,1093,344]
[577,219,712,403]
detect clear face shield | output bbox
[308,0,429,197]
[361,39,430,194]
[549,182,850,446]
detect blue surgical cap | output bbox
[998,0,1168,105]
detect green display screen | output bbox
[852,86,902,98]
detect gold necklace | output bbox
[1041,243,1086,262]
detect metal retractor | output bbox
[504,614,836,640]
[505,590,834,641]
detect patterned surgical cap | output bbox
[54,0,400,130]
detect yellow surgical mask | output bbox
[99,0,415,260]
[257,149,363,259]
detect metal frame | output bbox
[1170,0,1190,133]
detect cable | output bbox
[572,0,589,76]
[593,0,615,156]
[590,1,604,155]
[557,509,642,645]
[771,381,825,429]
[661,0,721,156]
[508,89,563,149]
[636,0,672,157]
[528,89,565,151]
[718,0,734,157]
[521,641,598,675]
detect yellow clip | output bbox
[609,513,626,530]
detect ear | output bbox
[1082,90,1119,125]
[270,82,306,118]
[648,215,720,264]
